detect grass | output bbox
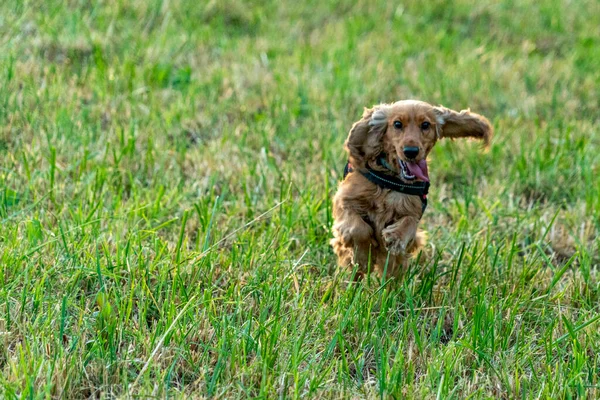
[1,0,600,398]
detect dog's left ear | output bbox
[434,106,493,146]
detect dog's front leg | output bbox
[381,216,419,256]
[331,209,377,271]
[333,211,373,246]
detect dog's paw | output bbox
[384,237,407,255]
[335,221,372,244]
[382,228,407,255]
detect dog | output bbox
[331,100,492,278]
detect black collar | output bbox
[343,157,430,214]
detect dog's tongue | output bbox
[406,160,429,182]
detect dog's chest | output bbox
[372,191,422,223]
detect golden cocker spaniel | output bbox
[331,100,493,278]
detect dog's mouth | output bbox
[398,158,429,182]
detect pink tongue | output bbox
[406,160,429,182]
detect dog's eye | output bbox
[393,121,403,129]
[421,121,431,130]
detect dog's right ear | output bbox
[344,107,387,168]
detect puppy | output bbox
[331,100,492,278]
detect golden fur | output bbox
[331,100,493,278]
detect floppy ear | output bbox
[434,106,493,146]
[344,106,388,168]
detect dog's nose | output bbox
[403,146,419,159]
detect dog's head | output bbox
[345,100,492,181]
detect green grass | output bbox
[1,0,600,398]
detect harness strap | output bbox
[343,161,429,214]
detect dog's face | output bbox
[381,101,439,163]
[345,100,492,181]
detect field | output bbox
[1,0,600,398]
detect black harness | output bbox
[343,157,430,214]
